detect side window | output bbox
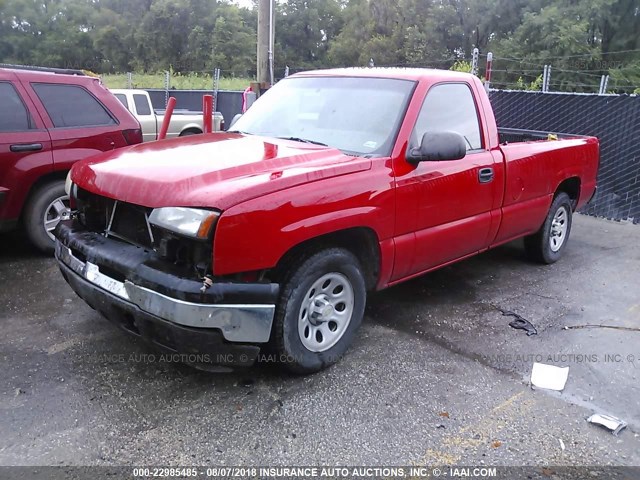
[31,83,116,128]
[133,94,152,115]
[411,83,483,152]
[0,82,33,131]
[114,93,129,110]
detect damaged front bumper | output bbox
[54,221,279,367]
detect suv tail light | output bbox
[122,128,143,145]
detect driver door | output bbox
[397,82,499,277]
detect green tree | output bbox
[490,0,639,92]
[211,4,256,77]
[326,0,371,67]
[0,0,638,92]
[275,0,343,73]
[132,0,192,71]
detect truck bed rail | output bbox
[498,127,585,145]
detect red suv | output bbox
[0,65,142,252]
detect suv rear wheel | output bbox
[24,180,70,254]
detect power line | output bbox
[480,48,640,60]
[492,57,608,78]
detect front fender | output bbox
[212,165,395,276]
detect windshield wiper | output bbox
[227,130,251,135]
[276,136,328,146]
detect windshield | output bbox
[232,76,416,157]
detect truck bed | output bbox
[498,127,586,144]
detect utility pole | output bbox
[256,0,274,93]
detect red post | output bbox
[485,52,493,90]
[202,95,213,133]
[158,97,176,140]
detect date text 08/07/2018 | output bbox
[131,466,498,478]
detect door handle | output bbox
[10,143,43,153]
[478,167,494,183]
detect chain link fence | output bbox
[490,90,640,224]
[146,89,245,131]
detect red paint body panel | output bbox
[0,67,140,227]
[492,136,599,245]
[71,134,372,211]
[213,157,394,275]
[63,68,599,290]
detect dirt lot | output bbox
[1,214,639,467]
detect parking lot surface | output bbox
[1,214,639,466]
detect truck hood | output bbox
[71,133,371,210]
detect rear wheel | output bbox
[23,180,70,254]
[273,248,366,374]
[524,192,573,264]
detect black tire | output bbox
[524,192,573,264]
[179,129,201,136]
[273,248,366,374]
[23,180,69,254]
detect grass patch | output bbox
[101,72,253,91]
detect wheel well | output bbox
[180,128,202,136]
[21,170,68,218]
[555,177,581,210]
[272,227,381,291]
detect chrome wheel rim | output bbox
[298,272,354,352]
[549,206,569,252]
[44,195,71,241]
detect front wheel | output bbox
[524,192,573,264]
[273,248,366,374]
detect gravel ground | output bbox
[1,214,639,469]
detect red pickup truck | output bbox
[54,68,599,373]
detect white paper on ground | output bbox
[587,413,627,435]
[530,362,569,391]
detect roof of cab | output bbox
[290,67,477,83]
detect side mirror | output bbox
[406,131,467,163]
[229,113,243,129]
